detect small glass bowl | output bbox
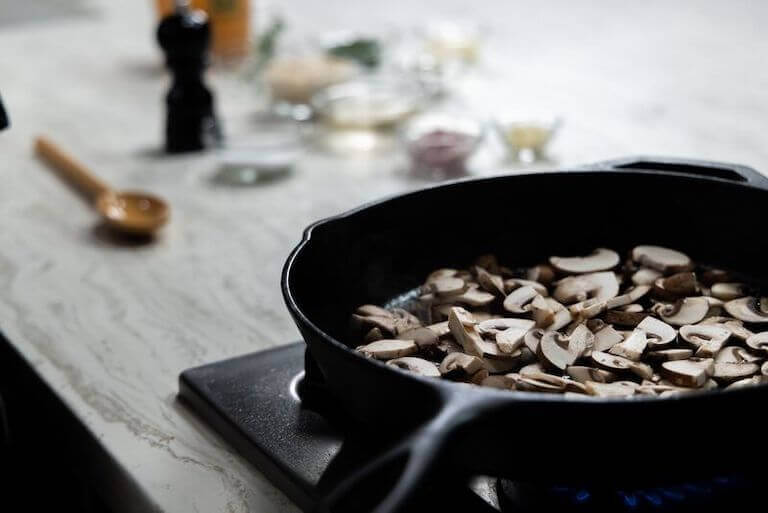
[311,77,424,130]
[494,115,561,163]
[402,112,485,179]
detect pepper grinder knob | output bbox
[157,3,222,153]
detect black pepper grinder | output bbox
[157,1,222,153]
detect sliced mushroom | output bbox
[483,356,525,374]
[763,361,768,376]
[568,324,595,357]
[363,327,384,343]
[726,375,768,389]
[608,329,647,361]
[480,375,511,389]
[526,264,556,285]
[503,286,539,313]
[712,362,759,383]
[518,362,546,376]
[585,381,636,397]
[475,267,505,296]
[659,272,700,296]
[593,324,624,352]
[531,297,572,330]
[646,349,694,362]
[652,297,709,326]
[425,321,450,338]
[679,323,731,356]
[724,320,754,342]
[715,346,762,364]
[700,269,732,286]
[357,339,418,360]
[504,278,548,296]
[351,313,397,336]
[661,359,714,387]
[515,376,566,393]
[724,297,768,323]
[604,285,651,310]
[524,328,546,354]
[568,297,606,321]
[711,282,747,301]
[449,307,517,360]
[554,271,619,304]
[539,331,582,371]
[430,276,467,296]
[549,248,620,274]
[398,327,439,348]
[637,316,678,348]
[566,365,617,383]
[496,327,530,354]
[603,309,648,327]
[439,352,485,378]
[591,350,633,372]
[631,245,692,273]
[631,268,663,286]
[469,368,490,385]
[620,304,644,313]
[746,332,768,356]
[356,304,392,317]
[446,287,496,307]
[476,318,535,336]
[387,357,441,377]
[427,268,458,282]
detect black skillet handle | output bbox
[583,155,768,189]
[315,391,500,513]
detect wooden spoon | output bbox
[34,136,169,235]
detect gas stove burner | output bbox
[497,474,755,513]
[179,343,760,513]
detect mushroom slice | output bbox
[604,310,648,327]
[566,365,617,384]
[569,324,595,357]
[515,376,566,394]
[356,304,393,317]
[480,375,511,389]
[524,328,546,354]
[539,331,583,371]
[503,286,539,313]
[620,304,644,313]
[631,268,663,286]
[429,276,467,296]
[448,307,515,360]
[496,327,531,354]
[724,297,768,323]
[590,350,651,379]
[724,320,754,342]
[357,339,418,360]
[659,272,700,296]
[526,264,556,285]
[608,329,647,361]
[483,355,525,374]
[451,288,496,307]
[569,298,606,321]
[746,332,768,356]
[679,324,731,357]
[637,316,677,349]
[475,267,505,296]
[426,338,463,360]
[363,327,384,343]
[763,361,768,376]
[631,245,692,273]
[439,352,485,378]
[585,381,636,397]
[476,318,535,336]
[425,321,450,338]
[652,297,709,326]
[726,375,768,389]
[549,248,619,274]
[352,314,397,336]
[605,285,651,310]
[700,269,732,286]
[646,349,694,362]
[427,268,458,282]
[387,357,441,377]
[398,327,439,348]
[711,283,747,301]
[519,362,546,376]
[715,346,763,364]
[593,324,624,352]
[531,297,571,330]
[661,359,714,387]
[554,271,620,304]
[712,362,759,383]
[504,278,548,296]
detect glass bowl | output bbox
[311,77,424,130]
[402,112,485,179]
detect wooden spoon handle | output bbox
[34,136,110,202]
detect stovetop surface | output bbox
[178,342,757,513]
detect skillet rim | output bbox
[281,167,768,405]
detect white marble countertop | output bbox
[1,0,768,511]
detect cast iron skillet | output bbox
[282,157,768,513]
